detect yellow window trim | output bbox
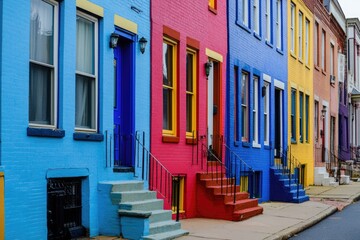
[163,37,178,136]
[209,0,216,9]
[114,15,138,34]
[205,48,223,62]
[76,0,104,17]
[172,176,185,213]
[186,48,197,138]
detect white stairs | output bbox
[314,167,339,186]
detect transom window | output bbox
[29,0,58,128]
[75,12,98,132]
[186,48,197,137]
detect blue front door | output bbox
[113,34,135,168]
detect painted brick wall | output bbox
[227,0,288,202]
[0,0,150,239]
[151,1,227,217]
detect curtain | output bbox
[76,16,94,75]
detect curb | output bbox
[263,205,337,240]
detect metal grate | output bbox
[47,178,84,240]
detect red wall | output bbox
[150,1,227,218]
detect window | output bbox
[242,0,249,27]
[315,100,319,142]
[315,22,319,66]
[172,176,184,213]
[299,92,304,143]
[241,71,249,142]
[305,95,309,142]
[234,67,239,142]
[163,38,178,136]
[305,19,310,65]
[253,0,260,35]
[276,0,282,49]
[321,30,326,70]
[253,75,259,145]
[291,88,296,142]
[330,43,334,76]
[265,0,271,42]
[76,12,98,131]
[186,49,197,137]
[263,82,270,145]
[290,2,295,54]
[298,11,303,61]
[209,0,217,10]
[29,0,58,127]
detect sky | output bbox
[337,0,360,19]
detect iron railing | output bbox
[134,131,181,221]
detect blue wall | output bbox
[0,0,150,239]
[227,0,288,202]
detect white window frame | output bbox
[253,0,260,35]
[75,11,99,132]
[253,75,260,147]
[263,74,271,146]
[242,0,249,27]
[276,0,282,49]
[298,11,303,61]
[330,43,334,76]
[305,19,310,65]
[321,30,325,70]
[241,71,249,142]
[290,2,295,54]
[29,0,59,129]
[315,22,319,66]
[265,0,271,42]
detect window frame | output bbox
[241,71,249,142]
[298,11,303,61]
[253,0,260,35]
[263,82,270,146]
[314,100,319,142]
[290,2,295,54]
[330,43,334,76]
[291,88,297,143]
[305,18,310,65]
[75,11,99,133]
[234,67,240,142]
[315,22,319,66]
[242,0,250,28]
[185,48,197,138]
[321,30,326,70]
[305,95,309,143]
[299,92,304,143]
[209,0,217,11]
[252,75,259,146]
[265,0,272,42]
[29,0,59,129]
[162,37,178,136]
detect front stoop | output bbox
[270,168,310,203]
[196,172,263,221]
[98,181,188,240]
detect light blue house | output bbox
[0,0,158,239]
[226,0,288,202]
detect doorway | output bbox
[274,88,283,158]
[113,32,135,168]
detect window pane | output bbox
[29,63,54,124]
[76,16,94,75]
[30,0,54,64]
[163,43,173,87]
[75,75,96,129]
[186,53,193,92]
[186,94,192,132]
[163,88,172,130]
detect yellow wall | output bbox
[288,0,314,186]
[0,172,4,240]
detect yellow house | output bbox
[288,0,314,186]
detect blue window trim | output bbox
[234,64,240,144]
[27,127,65,138]
[73,132,104,141]
[240,63,251,144]
[236,0,252,33]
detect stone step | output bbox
[111,190,156,203]
[149,210,173,224]
[142,229,189,240]
[292,195,310,203]
[232,206,263,221]
[104,180,144,192]
[119,199,164,211]
[223,192,249,203]
[207,185,240,195]
[149,220,181,235]
[202,177,235,187]
[199,172,226,180]
[226,198,259,211]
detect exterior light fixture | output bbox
[321,106,327,119]
[139,37,148,54]
[110,33,120,48]
[205,61,212,79]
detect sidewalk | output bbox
[178,181,360,240]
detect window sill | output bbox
[276,48,284,55]
[73,132,104,141]
[27,127,65,138]
[265,40,273,48]
[298,58,304,64]
[314,65,320,71]
[305,64,310,70]
[253,32,261,41]
[236,20,251,34]
[252,142,261,148]
[162,135,180,143]
[290,52,297,60]
[322,69,327,76]
[208,6,217,14]
[242,142,251,148]
[186,138,197,145]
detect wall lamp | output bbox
[205,61,212,79]
[139,37,148,54]
[110,33,120,48]
[321,105,327,119]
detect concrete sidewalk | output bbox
[178,181,360,240]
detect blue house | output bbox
[0,0,175,239]
[227,0,288,202]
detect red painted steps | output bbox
[196,171,263,221]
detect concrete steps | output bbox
[314,167,339,186]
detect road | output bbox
[290,201,360,240]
